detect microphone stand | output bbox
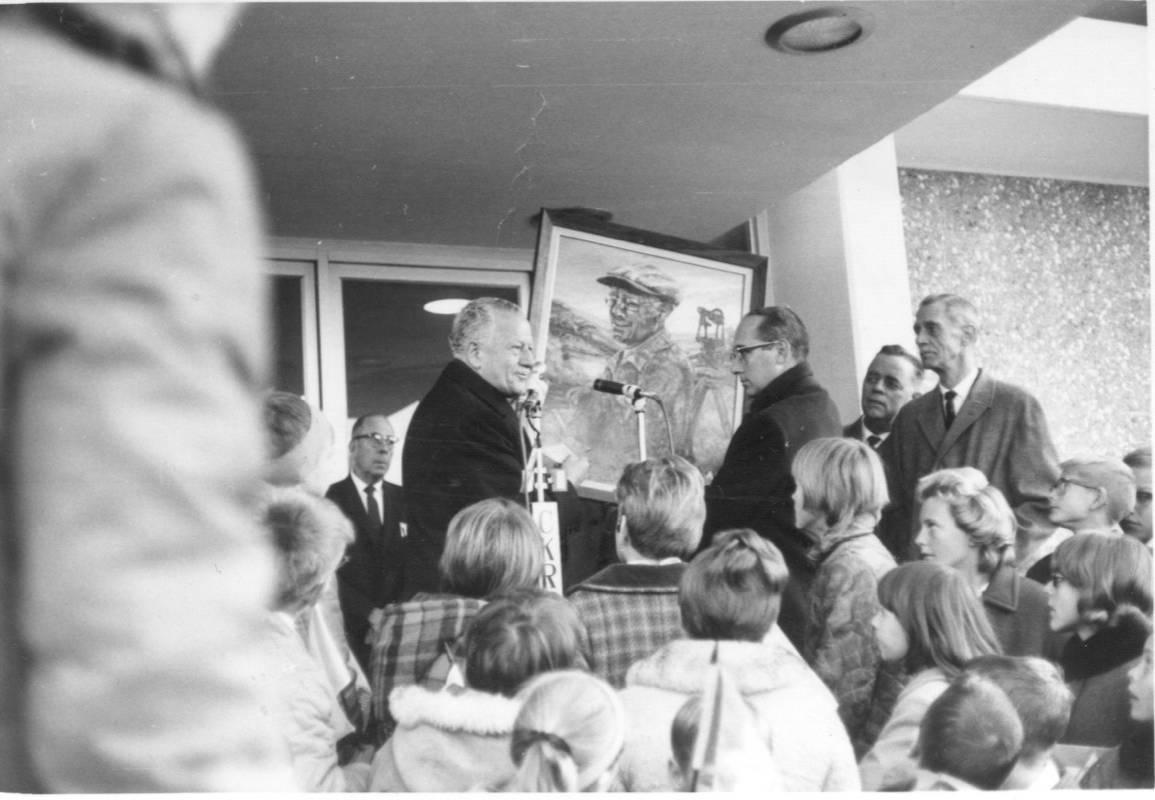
[631,395,648,461]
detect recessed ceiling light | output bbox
[766,7,873,54]
[423,298,470,315]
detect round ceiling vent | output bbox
[765,7,874,54]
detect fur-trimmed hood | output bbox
[626,638,828,699]
[389,684,519,734]
[369,686,520,792]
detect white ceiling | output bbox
[210,0,1129,250]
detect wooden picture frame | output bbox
[529,209,767,500]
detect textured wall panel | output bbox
[900,168,1150,460]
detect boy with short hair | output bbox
[566,456,705,688]
[1025,456,1136,584]
[964,655,1074,789]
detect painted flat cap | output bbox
[596,264,682,305]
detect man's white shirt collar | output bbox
[941,366,980,413]
[350,472,382,516]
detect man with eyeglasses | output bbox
[1021,457,1136,585]
[701,305,840,647]
[878,293,1060,563]
[327,414,404,671]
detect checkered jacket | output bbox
[565,562,685,689]
[367,593,484,745]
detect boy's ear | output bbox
[1088,487,1108,511]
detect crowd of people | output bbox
[2,2,1150,792]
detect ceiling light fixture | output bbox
[765,6,873,54]
[423,298,470,315]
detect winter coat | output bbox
[368,684,519,791]
[859,667,950,791]
[617,638,860,792]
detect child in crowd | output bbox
[791,437,897,756]
[260,391,372,764]
[566,456,705,688]
[964,655,1074,789]
[1049,532,1152,746]
[1121,446,1152,545]
[617,528,859,792]
[368,589,586,791]
[859,561,1001,790]
[667,686,783,791]
[368,497,543,744]
[915,467,1051,657]
[1026,456,1136,584]
[1079,632,1154,789]
[912,674,1024,791]
[497,670,625,792]
[263,487,372,791]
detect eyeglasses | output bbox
[1051,477,1100,494]
[605,292,658,314]
[353,432,398,446]
[726,340,782,365]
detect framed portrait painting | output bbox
[529,209,767,500]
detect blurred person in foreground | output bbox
[0,2,294,790]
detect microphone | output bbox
[592,379,656,401]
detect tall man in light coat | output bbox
[878,293,1060,561]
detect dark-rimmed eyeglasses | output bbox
[1051,477,1099,494]
[353,432,398,446]
[726,340,782,365]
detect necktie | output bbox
[364,483,381,526]
[867,434,882,450]
[943,390,957,429]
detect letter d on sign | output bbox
[531,501,562,594]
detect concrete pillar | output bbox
[759,135,916,419]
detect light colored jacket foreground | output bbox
[617,637,860,792]
[369,684,520,791]
[858,667,949,790]
[0,7,294,790]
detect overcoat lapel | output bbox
[935,371,994,465]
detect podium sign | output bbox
[532,500,562,594]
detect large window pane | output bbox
[270,274,305,395]
[342,280,518,418]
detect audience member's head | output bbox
[1129,634,1154,724]
[874,561,1000,677]
[859,344,923,432]
[915,467,1015,580]
[1049,456,1137,531]
[963,655,1073,789]
[668,686,782,792]
[507,670,625,792]
[261,390,335,492]
[679,528,788,642]
[615,456,706,560]
[347,413,396,484]
[917,674,1023,791]
[914,294,979,380]
[448,297,535,399]
[1049,532,1153,636]
[730,306,808,397]
[462,589,586,697]
[264,486,354,614]
[792,437,888,536]
[1122,446,1153,544]
[438,498,544,599]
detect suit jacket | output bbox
[326,476,403,670]
[703,361,842,648]
[401,359,526,598]
[843,416,867,441]
[878,370,1059,560]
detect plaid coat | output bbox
[565,562,685,689]
[367,593,484,745]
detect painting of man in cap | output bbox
[581,264,693,480]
